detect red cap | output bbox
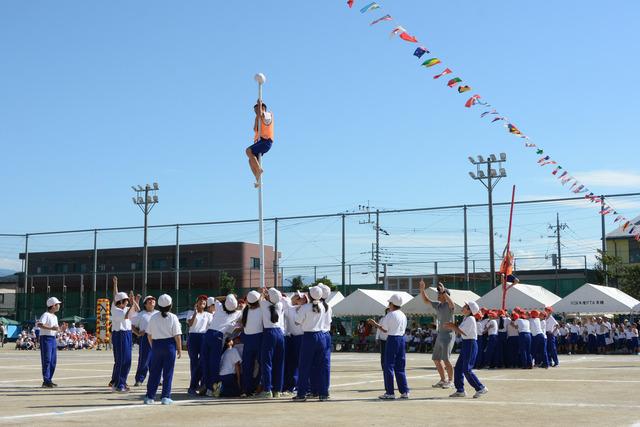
[488,311,498,319]
[196,294,208,301]
[511,313,520,320]
[514,306,522,313]
[499,309,506,316]
[530,310,539,318]
[474,312,483,320]
[480,307,488,314]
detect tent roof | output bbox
[332,289,413,317]
[403,288,481,316]
[0,317,20,326]
[632,303,640,314]
[606,215,640,238]
[475,283,561,310]
[553,283,640,314]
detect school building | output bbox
[605,215,640,266]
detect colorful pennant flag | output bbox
[458,85,471,93]
[447,77,462,88]
[347,0,354,8]
[552,166,562,175]
[540,160,557,166]
[413,46,429,58]
[433,68,452,79]
[464,95,481,108]
[614,215,624,223]
[390,26,407,37]
[525,143,537,147]
[370,14,392,25]
[421,58,441,67]
[492,116,505,123]
[507,124,522,135]
[399,32,418,43]
[360,2,380,13]
[623,221,631,232]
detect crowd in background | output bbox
[13,322,97,351]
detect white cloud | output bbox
[571,170,640,188]
[0,258,21,272]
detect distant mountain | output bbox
[0,269,16,277]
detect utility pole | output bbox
[132,183,159,297]
[548,213,567,269]
[469,153,508,288]
[358,202,388,285]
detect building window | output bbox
[630,239,640,264]
[151,259,168,269]
[251,257,260,269]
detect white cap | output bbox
[206,297,216,307]
[157,294,172,308]
[46,297,62,307]
[247,290,261,304]
[466,301,480,315]
[318,284,330,300]
[388,293,404,308]
[114,292,129,303]
[225,294,238,311]
[309,286,322,301]
[268,288,282,304]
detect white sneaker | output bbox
[473,387,488,398]
[432,380,445,388]
[449,391,466,398]
[205,389,214,397]
[378,393,396,400]
[400,392,410,399]
[441,381,453,389]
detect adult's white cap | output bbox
[466,300,480,315]
[268,288,282,304]
[157,294,172,308]
[225,294,238,311]
[388,293,404,308]
[46,297,62,307]
[318,284,330,300]
[309,286,322,301]
[247,290,261,304]
[207,297,216,307]
[114,292,129,303]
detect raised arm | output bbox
[437,282,455,311]
[367,318,388,334]
[418,279,434,304]
[112,276,118,300]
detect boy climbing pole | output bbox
[246,99,274,187]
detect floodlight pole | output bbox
[132,183,159,297]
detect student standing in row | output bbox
[514,312,532,369]
[186,295,211,395]
[445,301,488,398]
[368,293,409,400]
[283,292,304,395]
[39,297,62,388]
[506,313,520,368]
[132,295,157,386]
[144,294,182,405]
[110,276,139,392]
[241,290,263,396]
[544,307,559,367]
[258,287,285,399]
[293,286,326,402]
[483,311,499,369]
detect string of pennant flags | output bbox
[347,1,640,241]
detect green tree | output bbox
[594,251,623,286]
[620,265,640,300]
[288,276,305,292]
[312,276,337,291]
[219,271,236,295]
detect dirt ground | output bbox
[0,347,639,426]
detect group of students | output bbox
[556,317,640,355]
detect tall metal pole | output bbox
[143,185,149,296]
[23,234,29,320]
[175,225,180,309]
[600,195,608,286]
[92,229,98,316]
[487,160,496,288]
[375,209,380,285]
[463,206,469,289]
[256,74,266,289]
[341,214,346,295]
[556,213,562,270]
[274,218,278,288]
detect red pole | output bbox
[502,185,516,311]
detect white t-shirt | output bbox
[39,312,59,337]
[485,319,498,336]
[380,310,407,337]
[187,311,212,334]
[284,305,303,337]
[321,305,333,333]
[530,318,543,336]
[498,316,508,333]
[587,323,597,335]
[516,318,531,333]
[545,315,559,333]
[478,319,488,335]
[111,306,132,331]
[219,347,242,376]
[507,320,519,337]
[132,310,158,333]
[147,312,182,340]
[243,306,264,335]
[376,315,388,341]
[295,303,325,332]
[260,299,284,330]
[569,324,580,334]
[459,316,477,340]
[208,309,242,336]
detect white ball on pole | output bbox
[254,73,267,85]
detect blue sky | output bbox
[1,1,639,277]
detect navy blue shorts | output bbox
[249,138,272,158]
[506,274,518,283]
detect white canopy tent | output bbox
[475,283,561,310]
[632,303,640,314]
[332,289,413,317]
[403,288,481,316]
[552,283,640,314]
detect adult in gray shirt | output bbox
[419,279,455,388]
